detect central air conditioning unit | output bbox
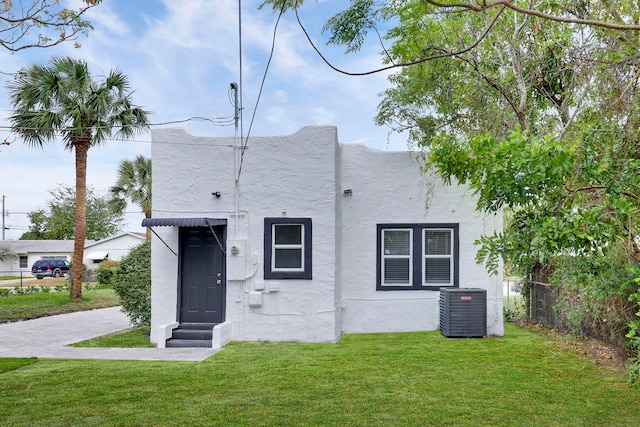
[439,288,487,338]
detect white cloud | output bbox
[0,0,408,239]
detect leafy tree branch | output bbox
[21,184,125,241]
[422,0,640,31]
[0,0,102,52]
[0,245,17,261]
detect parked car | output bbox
[31,259,71,279]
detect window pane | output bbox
[424,230,451,255]
[384,258,410,284]
[384,230,410,255]
[19,256,28,268]
[425,258,451,284]
[275,224,302,245]
[274,248,302,269]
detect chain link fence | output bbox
[530,281,559,326]
[0,271,33,289]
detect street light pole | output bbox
[2,195,5,240]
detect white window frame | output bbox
[381,228,413,287]
[271,222,305,273]
[422,228,454,286]
[377,223,459,291]
[264,217,312,280]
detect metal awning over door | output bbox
[85,251,109,260]
[141,217,227,256]
[141,218,227,227]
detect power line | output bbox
[237,3,286,180]
[0,115,236,134]
[0,114,240,148]
[293,5,505,76]
[0,133,239,147]
[3,211,152,215]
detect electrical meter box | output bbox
[226,239,247,280]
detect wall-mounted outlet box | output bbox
[268,282,280,292]
[249,291,263,306]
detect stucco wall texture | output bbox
[149,126,504,345]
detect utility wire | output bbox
[293,5,505,76]
[0,134,240,147]
[0,115,235,133]
[237,4,286,181]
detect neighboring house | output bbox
[0,240,77,276]
[0,232,145,276]
[146,126,504,349]
[82,232,146,266]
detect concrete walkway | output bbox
[0,307,220,361]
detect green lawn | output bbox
[70,326,154,348]
[0,288,120,322]
[1,323,637,426]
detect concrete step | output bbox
[164,323,218,348]
[178,323,216,330]
[165,339,212,348]
[172,329,213,340]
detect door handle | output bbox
[216,279,222,285]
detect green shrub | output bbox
[54,284,68,293]
[503,308,519,322]
[112,242,151,326]
[98,259,118,269]
[96,261,118,285]
[627,358,640,389]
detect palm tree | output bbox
[8,57,150,300]
[109,155,152,241]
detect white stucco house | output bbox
[0,232,145,276]
[0,240,77,277]
[145,126,504,348]
[82,232,146,266]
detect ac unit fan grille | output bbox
[439,288,487,338]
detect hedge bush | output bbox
[96,259,119,285]
[112,242,151,326]
[99,259,119,269]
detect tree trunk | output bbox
[70,137,90,301]
[145,210,151,242]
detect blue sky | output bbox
[0,0,406,239]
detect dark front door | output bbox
[179,227,225,324]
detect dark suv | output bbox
[31,259,71,279]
